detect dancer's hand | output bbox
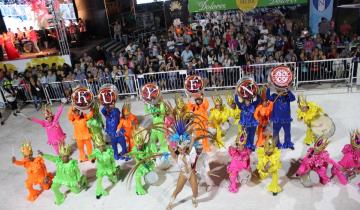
[38,150,43,156]
[12,156,16,163]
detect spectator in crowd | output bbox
[113,21,122,42]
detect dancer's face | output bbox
[300,106,309,112]
[195,98,203,105]
[24,152,34,161]
[46,116,53,122]
[245,99,250,106]
[99,145,106,152]
[262,100,268,107]
[230,103,236,109]
[61,155,70,163]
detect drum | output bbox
[23,41,33,53]
[238,170,251,185]
[236,77,258,99]
[184,75,204,98]
[300,170,320,187]
[71,86,94,110]
[311,115,336,139]
[269,66,293,91]
[141,83,161,105]
[98,84,118,106]
[144,171,159,185]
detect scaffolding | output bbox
[47,0,70,56]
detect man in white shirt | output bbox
[181,45,193,67]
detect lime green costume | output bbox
[88,148,118,197]
[144,102,168,153]
[42,154,88,205]
[87,104,105,147]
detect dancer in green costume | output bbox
[88,137,118,199]
[39,144,88,205]
[87,102,105,148]
[144,102,168,153]
[127,127,156,195]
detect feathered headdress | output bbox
[122,100,131,116]
[235,128,247,146]
[260,86,268,103]
[314,136,330,154]
[174,93,185,109]
[212,95,223,106]
[297,95,308,109]
[21,141,33,156]
[170,120,191,149]
[59,144,71,156]
[350,129,360,150]
[43,104,54,118]
[264,136,276,154]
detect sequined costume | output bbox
[227,132,251,193]
[117,102,138,152]
[266,89,296,149]
[254,101,273,147]
[87,103,105,148]
[42,144,88,205]
[226,94,242,134]
[144,102,167,153]
[296,95,324,145]
[13,143,53,201]
[256,137,282,194]
[208,96,230,148]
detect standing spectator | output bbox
[318,17,330,37]
[29,26,40,53]
[68,20,78,42]
[29,76,43,111]
[340,21,352,37]
[113,21,122,42]
[181,45,193,68]
[78,18,87,40]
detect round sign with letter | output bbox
[141,83,161,105]
[236,77,258,99]
[71,86,94,110]
[98,84,118,106]
[184,75,204,97]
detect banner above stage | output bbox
[188,0,308,13]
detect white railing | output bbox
[1,58,359,106]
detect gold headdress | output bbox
[134,127,146,146]
[235,128,247,146]
[314,136,330,154]
[174,93,185,109]
[43,104,54,118]
[21,141,33,156]
[59,144,71,156]
[297,95,308,109]
[122,100,131,116]
[350,129,360,150]
[264,136,276,154]
[212,95,223,106]
[226,92,235,106]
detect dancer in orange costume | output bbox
[254,87,273,147]
[117,102,138,152]
[68,106,94,162]
[187,94,210,152]
[12,142,53,201]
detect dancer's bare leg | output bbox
[167,173,187,210]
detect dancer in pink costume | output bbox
[227,130,252,193]
[338,130,360,188]
[296,136,347,185]
[29,104,66,154]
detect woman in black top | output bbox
[29,76,43,111]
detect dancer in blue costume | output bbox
[266,88,295,149]
[235,95,260,151]
[101,104,128,160]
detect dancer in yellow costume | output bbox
[296,95,324,145]
[226,93,242,135]
[208,96,230,148]
[256,136,282,196]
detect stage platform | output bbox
[0,90,359,210]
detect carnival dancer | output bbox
[256,136,282,195]
[226,93,241,134]
[126,127,156,195]
[338,130,360,188]
[39,144,89,205]
[296,136,347,185]
[88,137,118,199]
[296,95,325,145]
[12,142,53,201]
[167,120,199,210]
[266,88,296,149]
[86,102,105,148]
[235,94,260,151]
[117,101,138,152]
[227,131,251,193]
[144,100,167,153]
[68,106,94,162]
[208,96,230,148]
[254,87,273,147]
[29,104,66,154]
[187,93,210,152]
[102,104,128,160]
[190,143,213,192]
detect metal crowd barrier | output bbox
[1,58,359,106]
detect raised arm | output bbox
[234,95,242,108]
[266,88,275,101]
[53,104,64,122]
[101,106,108,117]
[13,158,25,166]
[287,90,296,102]
[42,153,58,163]
[31,117,46,127]
[67,108,75,122]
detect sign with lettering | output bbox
[141,83,161,105]
[71,87,94,110]
[270,66,293,89]
[188,0,307,13]
[236,78,258,99]
[184,75,204,97]
[98,84,118,106]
